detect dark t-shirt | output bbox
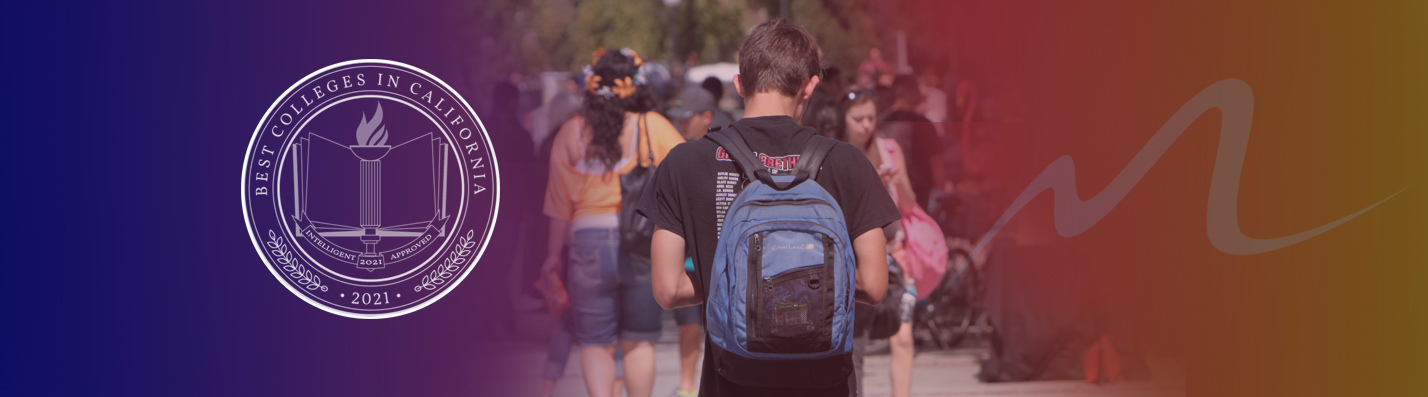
[636,115,900,396]
[881,110,943,203]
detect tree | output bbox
[788,0,881,84]
[675,0,747,64]
[556,0,667,71]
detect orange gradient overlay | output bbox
[934,1,1426,395]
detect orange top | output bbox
[543,112,685,221]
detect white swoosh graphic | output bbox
[972,79,1405,258]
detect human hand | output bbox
[879,165,903,185]
[540,254,565,277]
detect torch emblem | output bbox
[351,103,392,270]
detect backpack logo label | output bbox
[768,243,818,250]
[241,60,499,318]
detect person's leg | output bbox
[889,322,915,397]
[619,339,656,397]
[567,228,622,397]
[852,333,868,397]
[672,304,703,395]
[890,286,917,397]
[618,251,664,397]
[580,345,619,397]
[540,310,576,397]
[613,345,626,396]
[677,324,702,394]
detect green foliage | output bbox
[457,0,953,86]
[559,0,668,71]
[789,0,880,84]
[521,0,578,74]
[675,0,747,64]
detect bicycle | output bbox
[912,186,993,351]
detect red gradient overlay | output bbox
[933,1,1426,395]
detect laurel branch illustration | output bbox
[266,230,329,292]
[416,229,475,291]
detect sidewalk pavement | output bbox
[484,303,1185,397]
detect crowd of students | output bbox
[510,18,983,397]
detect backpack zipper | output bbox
[764,266,823,291]
[747,232,763,339]
[741,198,832,207]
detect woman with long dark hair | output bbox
[541,48,684,397]
[808,90,930,397]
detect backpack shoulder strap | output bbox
[708,125,838,191]
[705,125,773,186]
[796,135,838,181]
[639,113,653,166]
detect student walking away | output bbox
[880,75,949,204]
[541,47,685,397]
[671,260,704,397]
[637,19,900,397]
[538,310,628,397]
[668,87,719,142]
[665,87,723,397]
[918,70,949,138]
[700,76,736,129]
[858,48,891,83]
[524,78,584,303]
[485,82,541,331]
[838,89,946,397]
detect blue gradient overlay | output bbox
[7,1,528,395]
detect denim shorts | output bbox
[566,227,663,346]
[544,309,627,380]
[673,303,704,327]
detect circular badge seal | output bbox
[241,60,498,318]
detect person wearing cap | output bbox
[667,88,718,142]
[662,86,720,397]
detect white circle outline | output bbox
[241,59,500,319]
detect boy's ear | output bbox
[801,75,822,101]
[733,74,746,98]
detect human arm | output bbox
[884,142,920,212]
[540,120,580,275]
[852,228,889,305]
[651,226,701,309]
[539,216,570,276]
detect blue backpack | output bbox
[704,128,855,388]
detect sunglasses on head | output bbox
[844,89,875,102]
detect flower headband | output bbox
[583,47,649,99]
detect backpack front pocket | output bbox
[746,230,836,353]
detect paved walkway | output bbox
[478,308,1185,397]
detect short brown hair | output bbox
[738,18,823,97]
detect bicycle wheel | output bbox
[915,247,979,349]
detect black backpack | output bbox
[857,257,909,340]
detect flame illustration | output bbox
[972,79,1405,260]
[355,103,389,146]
